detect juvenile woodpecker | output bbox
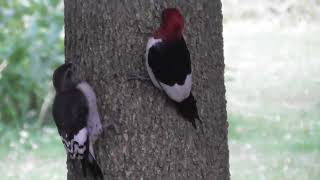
[52,62,104,179]
[145,8,202,128]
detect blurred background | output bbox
[0,0,319,179]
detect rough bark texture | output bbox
[64,0,228,179]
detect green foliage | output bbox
[0,0,64,125]
[0,123,66,180]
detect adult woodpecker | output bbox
[145,8,202,128]
[52,62,104,179]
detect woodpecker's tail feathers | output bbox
[87,152,104,180]
[175,93,201,129]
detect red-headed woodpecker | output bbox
[52,63,104,179]
[145,8,202,128]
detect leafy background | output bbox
[0,0,65,179]
[0,0,319,179]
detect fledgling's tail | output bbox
[87,152,104,180]
[175,93,202,129]
[81,139,104,180]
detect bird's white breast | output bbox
[77,82,102,144]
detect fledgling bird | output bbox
[145,8,202,128]
[52,62,104,179]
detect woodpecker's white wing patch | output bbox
[73,128,88,145]
[145,37,162,89]
[73,128,87,159]
[160,74,192,102]
[61,128,88,159]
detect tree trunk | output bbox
[64,0,228,179]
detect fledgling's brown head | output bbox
[154,8,184,41]
[53,62,74,93]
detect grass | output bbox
[225,21,320,179]
[0,125,66,180]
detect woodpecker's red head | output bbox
[154,8,184,41]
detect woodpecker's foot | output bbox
[104,120,121,134]
[127,73,150,81]
[198,118,203,124]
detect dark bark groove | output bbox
[64,0,228,179]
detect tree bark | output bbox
[64,0,228,179]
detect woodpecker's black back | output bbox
[148,37,191,86]
[53,88,88,140]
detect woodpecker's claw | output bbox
[127,74,150,81]
[104,120,121,134]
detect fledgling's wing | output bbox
[52,88,104,179]
[52,89,88,158]
[146,37,192,102]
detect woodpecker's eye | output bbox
[66,69,72,79]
